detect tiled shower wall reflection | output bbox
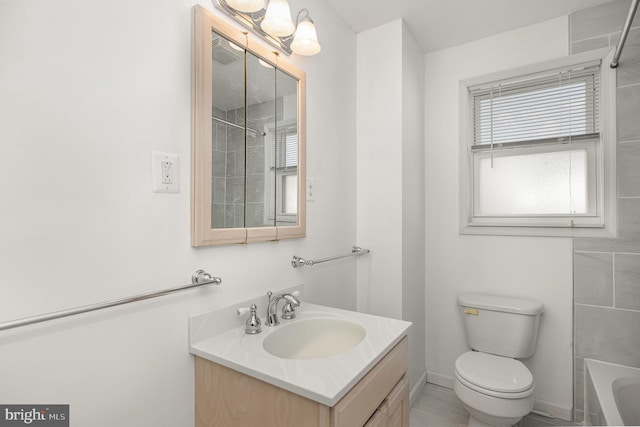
[211,99,283,229]
[212,106,245,229]
[570,0,640,422]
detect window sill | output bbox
[459,223,617,238]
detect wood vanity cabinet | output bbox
[195,336,409,427]
[362,375,409,427]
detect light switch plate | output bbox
[152,151,179,193]
[307,177,315,202]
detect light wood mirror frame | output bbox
[191,5,306,247]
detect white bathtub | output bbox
[585,359,640,426]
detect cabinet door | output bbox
[332,338,408,427]
[363,402,389,427]
[387,376,409,427]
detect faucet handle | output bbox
[281,291,301,320]
[237,304,261,334]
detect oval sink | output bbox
[263,318,366,360]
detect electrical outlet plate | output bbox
[152,151,179,193]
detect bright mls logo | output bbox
[0,406,68,426]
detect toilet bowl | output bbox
[454,351,534,427]
[454,293,544,427]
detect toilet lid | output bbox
[455,351,533,393]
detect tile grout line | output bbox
[617,82,640,90]
[575,302,640,313]
[574,250,640,256]
[571,25,640,44]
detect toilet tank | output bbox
[458,293,544,358]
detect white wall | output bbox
[356,20,403,318]
[0,0,356,425]
[424,17,575,419]
[356,19,426,393]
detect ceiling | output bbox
[322,0,618,52]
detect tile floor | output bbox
[410,383,580,427]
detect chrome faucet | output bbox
[266,291,301,326]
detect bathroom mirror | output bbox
[191,5,306,246]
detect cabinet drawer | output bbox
[332,336,408,427]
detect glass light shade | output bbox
[225,0,264,13]
[228,40,245,52]
[290,18,321,55]
[261,0,295,37]
[258,58,274,68]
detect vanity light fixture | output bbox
[214,0,321,56]
[290,9,321,56]
[261,0,295,36]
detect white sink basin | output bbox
[190,298,412,405]
[263,318,366,359]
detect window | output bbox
[459,49,616,237]
[265,121,298,224]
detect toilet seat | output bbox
[455,351,534,399]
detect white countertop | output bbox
[189,291,411,407]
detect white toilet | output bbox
[454,293,545,427]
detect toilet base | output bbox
[454,377,532,427]
[468,416,509,427]
[468,416,499,427]
[463,402,523,427]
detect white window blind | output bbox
[469,62,601,150]
[271,125,298,169]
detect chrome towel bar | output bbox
[0,270,222,332]
[291,246,370,268]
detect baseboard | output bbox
[426,370,455,389]
[533,398,573,422]
[409,370,427,406]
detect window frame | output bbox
[459,48,617,237]
[264,119,298,225]
[471,140,598,223]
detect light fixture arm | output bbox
[276,9,312,43]
[296,8,312,25]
